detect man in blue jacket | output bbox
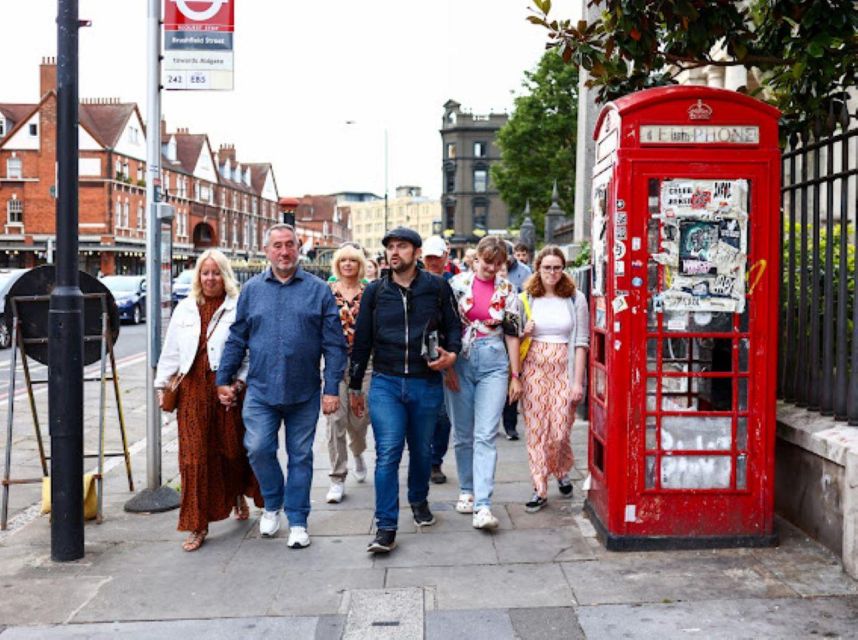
[217,223,347,549]
[349,227,462,553]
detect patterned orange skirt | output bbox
[521,341,575,497]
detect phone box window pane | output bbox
[661,416,732,451]
[661,455,731,489]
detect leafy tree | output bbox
[492,48,579,237]
[528,0,858,133]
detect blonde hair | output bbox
[331,243,366,281]
[190,249,239,302]
[476,236,507,265]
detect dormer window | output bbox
[0,117,6,137]
[244,167,251,186]
[167,137,177,162]
[28,123,38,137]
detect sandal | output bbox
[234,496,250,521]
[182,529,207,552]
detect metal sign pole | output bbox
[125,0,179,513]
[50,0,85,561]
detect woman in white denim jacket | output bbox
[155,249,259,552]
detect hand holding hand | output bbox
[322,394,340,415]
[508,377,523,403]
[428,346,457,372]
[217,384,236,407]
[349,393,365,418]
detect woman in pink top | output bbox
[446,236,522,530]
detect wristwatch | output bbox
[510,371,521,379]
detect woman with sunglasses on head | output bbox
[519,245,589,513]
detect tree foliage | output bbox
[492,48,579,237]
[528,0,858,133]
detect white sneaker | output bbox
[326,482,345,503]
[455,493,475,514]
[259,509,282,537]
[354,454,367,483]
[472,507,499,530]
[287,525,311,549]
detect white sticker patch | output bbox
[624,504,636,522]
[612,296,629,313]
[632,237,642,251]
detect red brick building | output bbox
[281,194,353,255]
[0,59,280,275]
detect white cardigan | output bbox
[154,294,248,388]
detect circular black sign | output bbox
[4,266,120,366]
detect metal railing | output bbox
[779,108,858,424]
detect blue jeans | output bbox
[242,389,320,527]
[368,373,444,530]
[431,403,451,467]
[445,337,509,510]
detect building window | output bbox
[446,143,456,159]
[115,199,122,227]
[123,199,130,228]
[7,198,23,224]
[474,141,486,157]
[220,217,226,246]
[28,123,38,137]
[137,203,144,229]
[474,168,488,193]
[6,157,22,179]
[473,202,488,229]
[444,202,455,230]
[445,169,455,193]
[0,117,5,136]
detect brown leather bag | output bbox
[160,373,184,413]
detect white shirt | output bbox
[532,296,573,343]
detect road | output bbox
[0,321,147,400]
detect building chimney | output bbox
[39,56,57,97]
[160,116,167,139]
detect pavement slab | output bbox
[561,552,797,606]
[507,606,586,640]
[342,587,424,640]
[0,576,110,626]
[386,563,576,610]
[268,567,386,616]
[0,616,320,639]
[505,501,581,530]
[370,530,499,569]
[576,596,858,640]
[426,608,517,639]
[492,526,595,564]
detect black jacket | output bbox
[349,269,462,389]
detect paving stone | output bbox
[508,606,585,640]
[232,535,374,571]
[268,567,385,616]
[426,608,516,640]
[314,614,347,640]
[576,596,858,640]
[493,527,594,564]
[0,616,320,639]
[0,576,109,625]
[370,531,498,569]
[386,563,575,610]
[292,508,374,537]
[561,552,797,606]
[505,501,580,530]
[342,587,423,640]
[417,504,513,534]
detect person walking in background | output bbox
[421,235,455,485]
[445,236,522,530]
[155,249,262,552]
[462,247,477,272]
[216,224,347,549]
[349,227,462,553]
[514,242,532,268]
[365,258,380,282]
[325,243,371,504]
[519,245,589,513]
[501,240,532,440]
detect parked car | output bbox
[172,269,194,306]
[0,268,30,348]
[101,275,146,324]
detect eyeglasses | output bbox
[540,265,564,273]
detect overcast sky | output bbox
[1,1,578,199]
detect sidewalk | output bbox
[0,385,857,638]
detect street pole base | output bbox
[123,486,180,514]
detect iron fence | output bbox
[779,108,858,424]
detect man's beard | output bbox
[390,256,415,273]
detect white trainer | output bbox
[287,525,311,549]
[472,507,499,530]
[326,482,345,503]
[354,454,367,483]
[455,493,475,514]
[259,509,282,537]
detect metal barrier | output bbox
[779,110,858,424]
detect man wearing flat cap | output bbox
[349,227,462,553]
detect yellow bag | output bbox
[41,473,98,521]
[519,292,533,363]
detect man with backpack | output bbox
[349,227,462,553]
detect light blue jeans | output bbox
[445,337,509,510]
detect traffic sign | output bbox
[163,0,234,91]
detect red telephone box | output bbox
[585,86,781,549]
